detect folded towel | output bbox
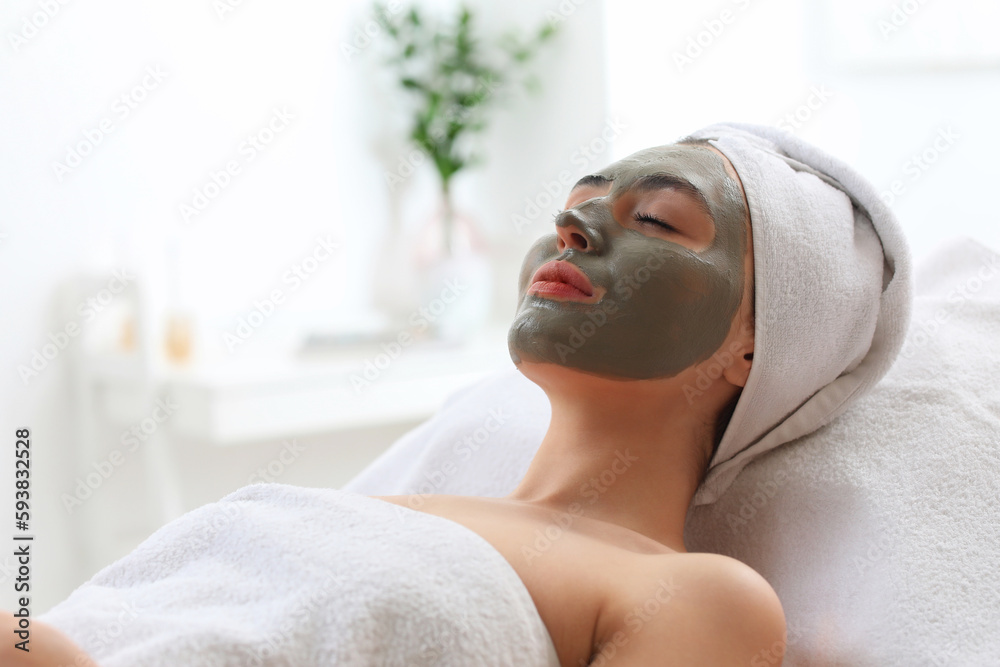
[40,484,561,667]
[685,123,913,506]
[345,237,1000,666]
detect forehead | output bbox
[588,143,747,228]
[593,144,735,203]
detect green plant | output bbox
[370,3,557,253]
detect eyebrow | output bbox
[630,173,713,219]
[570,172,713,219]
[570,174,612,190]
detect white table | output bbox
[75,325,514,572]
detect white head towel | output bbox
[686,123,913,506]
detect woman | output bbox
[374,139,773,666]
[373,121,908,665]
[3,123,910,666]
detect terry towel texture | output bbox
[686,123,913,506]
[41,484,561,667]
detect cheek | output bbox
[612,245,707,301]
[635,262,711,313]
[617,251,741,335]
[681,260,744,337]
[676,265,726,304]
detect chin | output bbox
[509,351,648,396]
[513,357,586,394]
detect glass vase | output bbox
[412,192,493,343]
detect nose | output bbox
[554,208,603,254]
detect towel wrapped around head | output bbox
[686,123,913,507]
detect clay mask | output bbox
[507,144,748,379]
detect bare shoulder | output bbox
[593,552,787,666]
[677,552,787,663]
[1,610,101,667]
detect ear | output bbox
[722,341,754,388]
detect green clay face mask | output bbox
[507,144,748,380]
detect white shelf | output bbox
[148,326,513,445]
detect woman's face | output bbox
[507,143,751,380]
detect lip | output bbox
[528,260,603,303]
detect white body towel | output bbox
[41,484,561,667]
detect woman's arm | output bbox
[2,610,101,667]
[592,555,787,666]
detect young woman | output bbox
[4,123,909,666]
[374,139,776,666]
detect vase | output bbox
[371,226,421,332]
[412,194,493,343]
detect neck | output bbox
[504,369,711,553]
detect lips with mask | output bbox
[507,144,748,380]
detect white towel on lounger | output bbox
[40,483,561,667]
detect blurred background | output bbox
[1,0,997,613]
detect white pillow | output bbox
[345,237,1000,666]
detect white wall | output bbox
[0,0,610,613]
[604,0,1000,264]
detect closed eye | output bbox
[634,211,677,233]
